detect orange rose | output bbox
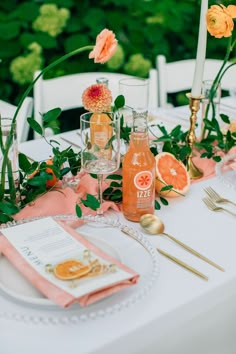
[89,29,118,64]
[206,4,234,38]
[82,84,112,112]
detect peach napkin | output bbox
[15,170,120,222]
[192,146,236,182]
[0,219,139,308]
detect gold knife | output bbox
[157,247,208,281]
[164,233,225,272]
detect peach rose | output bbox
[82,84,112,112]
[206,4,234,38]
[89,29,118,64]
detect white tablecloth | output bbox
[1,98,236,354]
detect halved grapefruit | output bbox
[155,152,190,197]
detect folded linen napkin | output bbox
[14,170,120,222]
[192,146,236,182]
[0,217,139,308]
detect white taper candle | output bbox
[191,0,208,98]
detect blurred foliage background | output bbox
[0,0,235,107]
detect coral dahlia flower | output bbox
[82,84,112,112]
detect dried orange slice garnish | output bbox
[53,259,91,280]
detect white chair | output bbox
[0,97,33,142]
[156,54,236,107]
[33,70,158,138]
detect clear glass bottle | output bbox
[90,77,112,158]
[96,77,109,87]
[122,109,156,222]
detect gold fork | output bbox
[204,186,236,207]
[203,197,236,217]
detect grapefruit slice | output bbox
[53,259,91,280]
[155,152,190,197]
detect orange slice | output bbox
[155,152,190,197]
[53,259,91,280]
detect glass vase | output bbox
[0,117,19,202]
[200,80,221,139]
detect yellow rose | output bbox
[206,4,235,38]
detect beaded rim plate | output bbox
[0,214,159,324]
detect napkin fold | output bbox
[192,146,236,182]
[15,170,120,222]
[0,219,139,308]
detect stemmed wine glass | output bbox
[80,111,120,220]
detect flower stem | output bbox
[0,45,93,203]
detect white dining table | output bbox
[1,98,236,354]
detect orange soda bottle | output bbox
[122,109,156,222]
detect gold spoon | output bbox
[139,214,224,272]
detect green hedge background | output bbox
[0,0,235,107]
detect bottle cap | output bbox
[96,77,109,86]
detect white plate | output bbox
[0,215,159,323]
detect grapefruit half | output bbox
[155,152,190,197]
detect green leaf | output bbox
[220,113,230,124]
[76,204,82,218]
[18,153,32,172]
[160,197,169,205]
[90,173,98,179]
[110,181,122,188]
[0,213,13,223]
[27,118,43,136]
[27,175,47,187]
[110,189,122,201]
[213,156,222,162]
[81,194,100,211]
[0,201,20,215]
[43,108,62,123]
[114,95,125,109]
[160,185,173,192]
[155,200,161,210]
[106,174,122,180]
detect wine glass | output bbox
[80,111,120,220]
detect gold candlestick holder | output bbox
[186,93,203,180]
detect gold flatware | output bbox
[203,196,236,218]
[140,214,224,272]
[60,136,81,149]
[204,186,236,207]
[156,247,208,281]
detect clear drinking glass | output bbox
[119,78,149,126]
[80,111,120,217]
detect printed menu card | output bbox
[0,217,139,307]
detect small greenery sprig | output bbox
[195,113,236,161]
[0,108,82,223]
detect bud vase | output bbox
[0,117,19,202]
[200,80,221,139]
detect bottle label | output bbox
[133,171,154,209]
[133,171,153,190]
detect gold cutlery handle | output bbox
[163,233,225,272]
[157,247,208,281]
[222,208,236,217]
